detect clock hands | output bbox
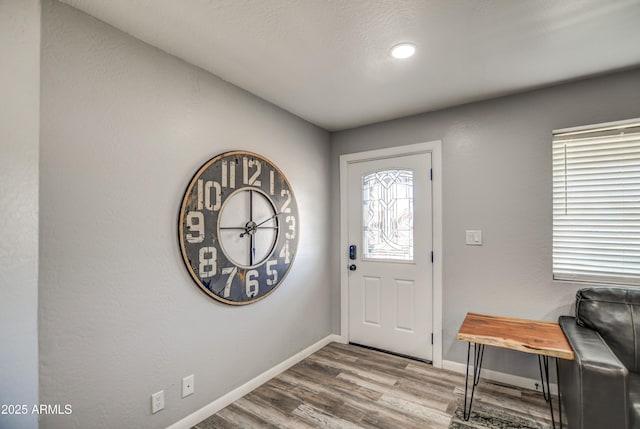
[242,211,281,267]
[255,211,283,229]
[240,212,282,238]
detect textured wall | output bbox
[39,1,331,428]
[330,67,640,380]
[0,1,40,428]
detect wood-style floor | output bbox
[193,342,553,429]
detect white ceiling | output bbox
[60,0,640,131]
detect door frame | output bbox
[339,141,443,368]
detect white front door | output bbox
[347,152,433,361]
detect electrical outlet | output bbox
[182,374,195,398]
[151,390,164,414]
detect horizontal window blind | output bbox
[553,119,640,286]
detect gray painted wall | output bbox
[39,1,331,428]
[6,1,640,426]
[0,1,40,428]
[330,68,640,380]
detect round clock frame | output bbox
[178,151,299,305]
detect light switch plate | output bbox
[466,230,482,245]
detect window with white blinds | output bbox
[553,119,640,286]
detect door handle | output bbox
[349,264,357,271]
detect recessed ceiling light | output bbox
[390,43,416,59]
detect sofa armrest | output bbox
[558,316,629,429]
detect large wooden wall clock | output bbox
[178,151,299,305]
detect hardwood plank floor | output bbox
[194,342,553,428]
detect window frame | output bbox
[552,118,640,287]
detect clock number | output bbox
[197,179,204,210]
[196,180,221,211]
[198,247,217,278]
[221,160,236,189]
[285,215,296,240]
[246,269,259,297]
[206,181,221,211]
[250,160,262,186]
[266,260,278,286]
[279,240,291,264]
[186,211,205,243]
[270,170,275,195]
[221,266,237,298]
[243,157,262,186]
[280,189,291,213]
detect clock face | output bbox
[178,151,299,305]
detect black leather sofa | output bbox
[559,287,640,429]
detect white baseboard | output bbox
[443,360,558,395]
[167,334,342,429]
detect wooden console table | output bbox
[457,312,574,429]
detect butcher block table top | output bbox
[457,312,574,360]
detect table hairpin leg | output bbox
[537,355,563,429]
[463,342,485,420]
[537,356,550,402]
[556,358,563,429]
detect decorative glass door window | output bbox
[362,169,414,261]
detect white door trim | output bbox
[339,141,443,368]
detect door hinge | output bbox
[430,168,433,181]
[431,251,434,263]
[431,333,434,345]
